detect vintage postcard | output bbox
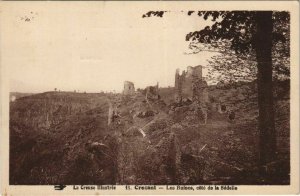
[0,1,299,195]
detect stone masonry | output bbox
[123,81,135,95]
[175,65,208,103]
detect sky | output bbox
[2,2,216,93]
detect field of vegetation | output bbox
[9,80,290,185]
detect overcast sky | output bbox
[2,2,216,93]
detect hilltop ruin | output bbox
[123,81,135,95]
[175,65,208,103]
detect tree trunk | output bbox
[254,11,276,171]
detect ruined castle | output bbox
[123,81,135,95]
[175,65,208,103]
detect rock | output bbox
[144,110,155,117]
[85,141,109,154]
[182,98,192,105]
[136,110,155,118]
[174,106,189,113]
[168,110,175,115]
[171,123,183,130]
[124,126,144,137]
[143,119,168,134]
[223,131,234,137]
[237,94,246,100]
[211,146,218,151]
[234,138,241,142]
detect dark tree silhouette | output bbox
[184,12,289,84]
[143,11,290,174]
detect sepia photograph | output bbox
[0,1,299,195]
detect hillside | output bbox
[9,81,290,185]
[10,92,35,101]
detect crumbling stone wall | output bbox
[123,81,135,95]
[108,102,120,126]
[108,103,114,126]
[192,78,209,103]
[145,82,160,101]
[175,65,208,103]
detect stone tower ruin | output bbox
[123,81,135,95]
[175,65,208,102]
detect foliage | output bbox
[185,11,290,83]
[142,11,168,18]
[143,11,290,83]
